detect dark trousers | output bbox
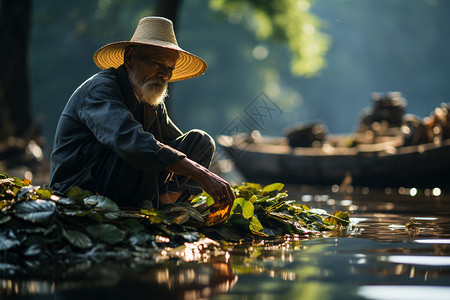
[154,129,215,207]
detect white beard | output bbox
[129,70,168,106]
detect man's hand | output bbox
[166,157,236,206]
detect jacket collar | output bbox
[115,65,139,112]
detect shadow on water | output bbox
[2,185,450,300]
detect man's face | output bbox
[126,46,179,106]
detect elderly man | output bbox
[49,17,235,209]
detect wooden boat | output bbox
[217,93,450,190]
[217,133,450,190]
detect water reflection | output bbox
[1,185,450,299]
[1,260,237,299]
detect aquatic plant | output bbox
[0,171,349,271]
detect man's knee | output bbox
[184,129,215,166]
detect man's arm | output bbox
[166,157,235,205]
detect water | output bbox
[1,185,450,300]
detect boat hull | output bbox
[218,136,450,190]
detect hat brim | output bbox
[93,41,207,82]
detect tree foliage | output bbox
[209,0,330,77]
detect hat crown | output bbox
[131,17,179,47]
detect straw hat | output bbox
[93,16,207,82]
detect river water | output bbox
[1,185,450,300]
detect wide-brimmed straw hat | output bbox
[93,16,207,82]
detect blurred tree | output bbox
[209,0,330,77]
[0,0,32,140]
[155,0,182,116]
[154,0,330,78]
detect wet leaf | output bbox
[56,197,76,205]
[14,200,56,223]
[24,244,42,256]
[326,210,350,226]
[0,231,21,250]
[63,229,93,249]
[86,224,125,245]
[84,195,120,219]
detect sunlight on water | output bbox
[385,255,450,266]
[357,285,450,300]
[414,239,450,244]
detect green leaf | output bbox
[262,183,284,194]
[84,195,120,219]
[140,208,164,224]
[191,192,214,207]
[229,214,251,230]
[242,182,262,190]
[248,195,258,204]
[14,200,56,223]
[67,186,92,202]
[86,224,125,245]
[249,216,264,232]
[63,229,93,249]
[36,188,53,200]
[241,201,254,219]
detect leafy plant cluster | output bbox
[193,182,350,241]
[0,172,349,267]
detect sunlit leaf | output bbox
[191,192,214,207]
[262,183,284,194]
[241,201,254,219]
[249,216,263,232]
[248,195,258,204]
[205,199,231,226]
[14,200,56,223]
[242,182,262,190]
[62,229,93,249]
[36,188,52,200]
[326,210,350,226]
